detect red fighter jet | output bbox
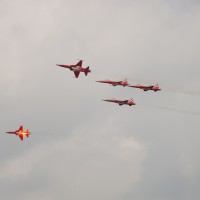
[6,125,31,141]
[103,98,136,106]
[57,60,91,78]
[129,83,161,92]
[96,78,129,87]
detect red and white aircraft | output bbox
[96,78,129,87]
[6,125,31,141]
[129,83,161,92]
[103,98,136,106]
[57,60,91,78]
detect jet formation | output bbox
[6,59,161,140]
[56,60,161,107]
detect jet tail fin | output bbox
[84,67,90,76]
[25,129,30,138]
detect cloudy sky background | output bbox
[0,0,200,199]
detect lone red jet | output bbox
[103,98,136,106]
[96,78,129,87]
[57,60,91,78]
[6,125,31,141]
[129,83,161,92]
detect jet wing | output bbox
[76,60,83,67]
[112,81,121,86]
[117,100,128,105]
[74,71,80,78]
[121,100,128,103]
[103,99,130,106]
[19,134,24,141]
[18,125,23,132]
[143,86,154,91]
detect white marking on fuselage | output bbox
[72,66,81,71]
[16,131,26,136]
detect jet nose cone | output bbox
[57,64,64,67]
[57,64,67,68]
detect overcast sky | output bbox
[0,0,200,200]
